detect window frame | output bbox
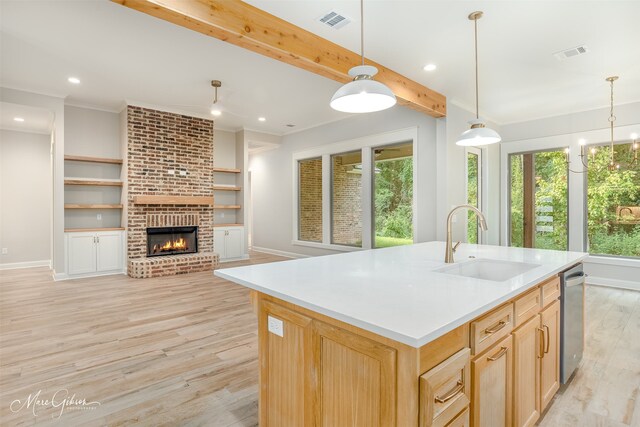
[292,127,418,252]
[466,146,483,244]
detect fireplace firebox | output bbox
[146,226,198,257]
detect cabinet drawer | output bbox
[514,288,541,327]
[420,348,470,427]
[470,304,514,356]
[541,276,561,308]
[447,407,470,427]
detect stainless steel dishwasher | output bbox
[560,263,585,384]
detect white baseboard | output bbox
[219,254,250,263]
[587,276,640,292]
[0,260,51,271]
[251,246,309,259]
[54,270,127,281]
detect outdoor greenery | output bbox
[467,152,479,244]
[587,143,640,257]
[510,150,568,250]
[374,155,413,247]
[509,143,639,258]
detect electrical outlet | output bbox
[179,170,187,176]
[220,212,225,218]
[97,214,102,220]
[267,316,284,337]
[1,248,7,255]
[168,169,175,175]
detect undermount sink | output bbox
[434,259,541,282]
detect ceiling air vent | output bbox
[317,11,350,29]
[554,45,589,61]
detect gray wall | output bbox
[0,130,52,266]
[249,105,438,257]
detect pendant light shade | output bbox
[456,11,501,146]
[330,65,396,113]
[457,119,501,146]
[330,1,396,113]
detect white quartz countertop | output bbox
[214,242,587,348]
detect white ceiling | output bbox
[0,102,53,134]
[1,0,639,132]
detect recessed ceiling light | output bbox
[13,117,25,122]
[631,133,638,139]
[68,77,81,84]
[578,138,586,145]
[258,117,266,122]
[210,109,222,117]
[423,64,437,72]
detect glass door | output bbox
[372,142,413,248]
[509,150,568,250]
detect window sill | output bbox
[292,240,363,252]
[585,255,640,268]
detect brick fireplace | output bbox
[126,106,219,278]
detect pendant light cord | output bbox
[360,0,364,66]
[474,16,479,120]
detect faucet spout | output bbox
[445,204,488,263]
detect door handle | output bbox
[565,275,584,288]
[484,320,507,335]
[537,327,545,359]
[543,324,550,354]
[434,380,464,403]
[487,346,508,361]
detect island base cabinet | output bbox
[258,299,397,427]
[512,315,541,427]
[540,299,560,411]
[471,334,513,427]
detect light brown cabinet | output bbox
[420,348,471,427]
[258,299,397,426]
[253,270,571,427]
[471,334,513,427]
[511,285,561,427]
[540,299,561,411]
[512,315,541,427]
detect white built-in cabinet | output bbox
[65,230,125,276]
[214,226,245,261]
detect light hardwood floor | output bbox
[1,256,639,426]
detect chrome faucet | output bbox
[445,204,488,263]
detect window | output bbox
[293,127,417,251]
[331,151,363,247]
[586,142,640,257]
[509,150,568,250]
[298,158,322,242]
[373,143,413,248]
[466,148,481,244]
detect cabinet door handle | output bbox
[537,327,545,359]
[484,320,507,334]
[434,380,464,403]
[487,346,508,361]
[543,324,550,354]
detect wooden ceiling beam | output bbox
[112,0,446,118]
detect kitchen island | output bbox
[215,241,587,426]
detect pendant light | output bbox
[330,0,396,113]
[566,76,639,174]
[606,76,621,171]
[456,11,501,146]
[210,80,222,116]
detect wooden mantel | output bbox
[133,195,214,205]
[112,0,446,118]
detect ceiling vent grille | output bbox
[317,11,350,29]
[554,45,589,61]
